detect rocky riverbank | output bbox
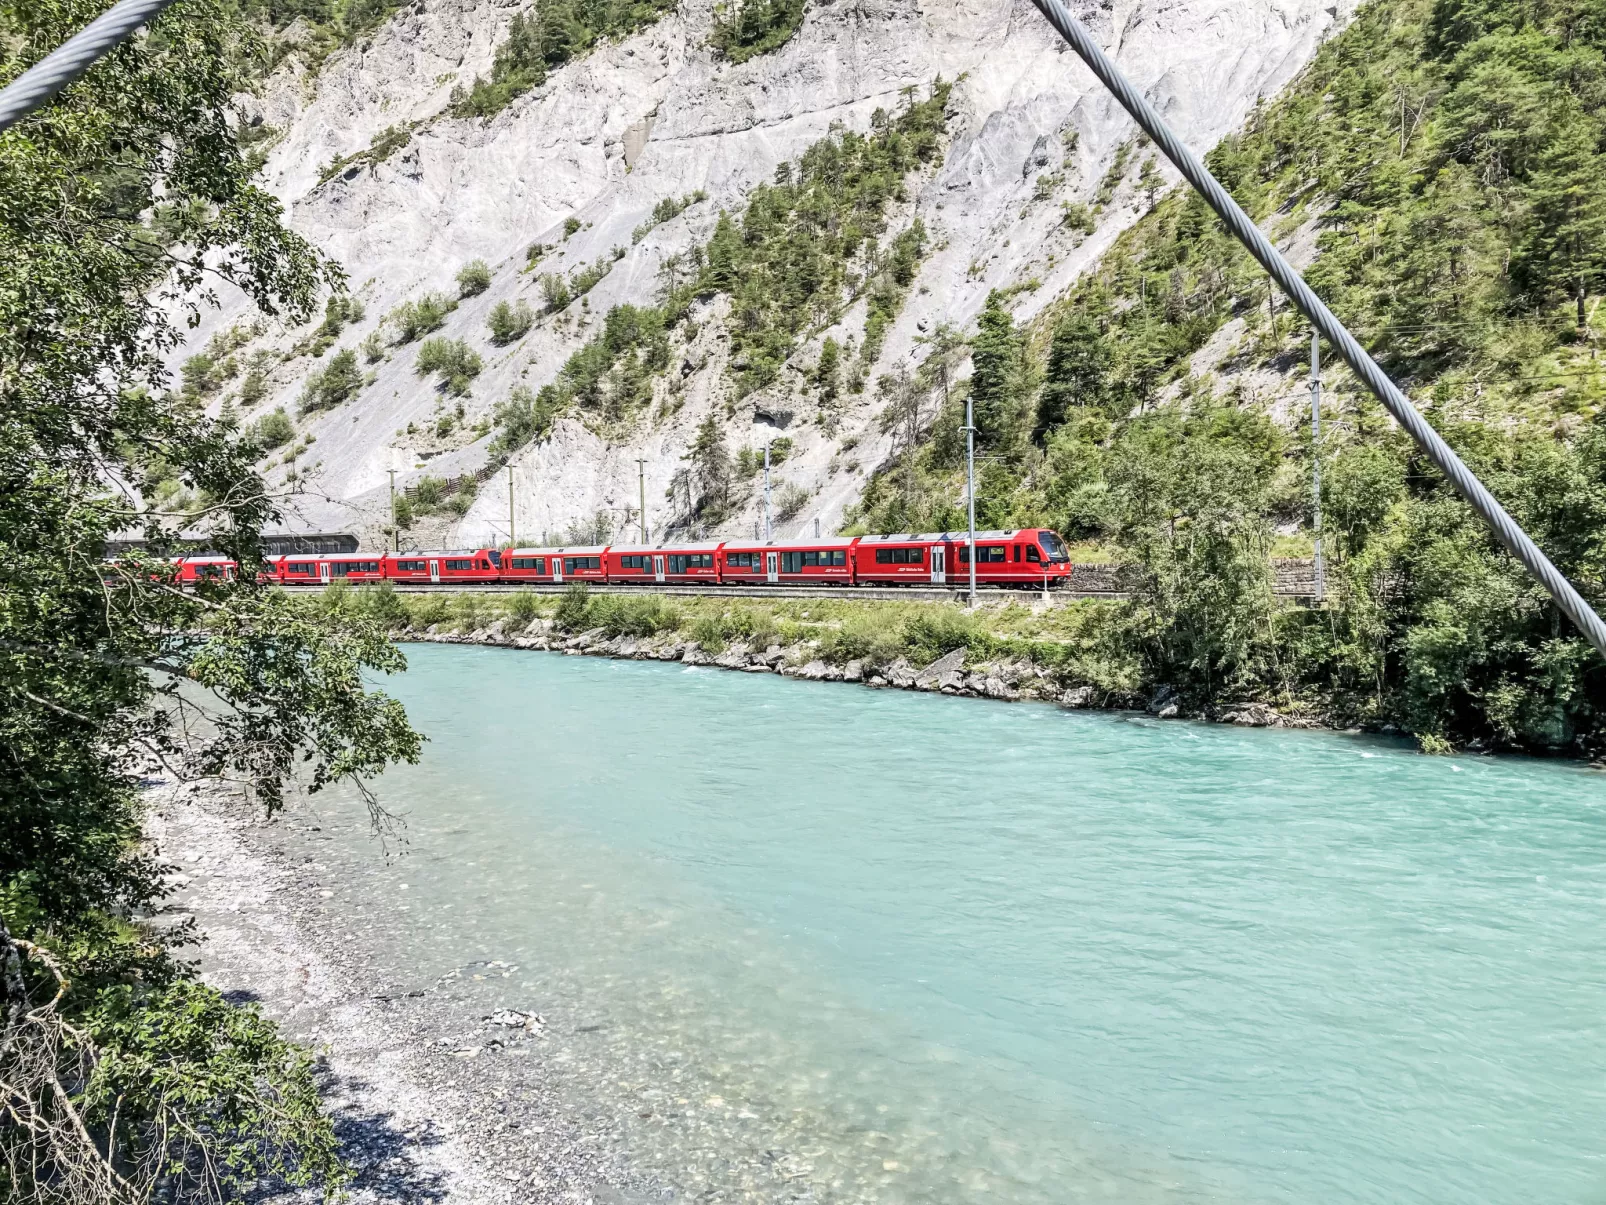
[401,617,1323,730]
[147,781,658,1205]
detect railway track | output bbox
[283,581,1128,604]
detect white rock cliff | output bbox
[193,0,1355,547]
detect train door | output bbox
[930,546,946,585]
[428,559,440,583]
[319,561,331,584]
[553,558,564,583]
[765,552,778,584]
[653,556,665,583]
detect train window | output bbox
[1026,545,1041,562]
[396,560,425,572]
[619,555,647,569]
[780,552,802,573]
[563,556,601,572]
[958,545,1007,564]
[726,552,757,569]
[874,547,924,565]
[511,557,548,572]
[288,563,314,574]
[488,550,501,568]
[445,559,474,571]
[1039,532,1070,563]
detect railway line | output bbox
[282,581,1123,604]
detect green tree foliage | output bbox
[487,297,535,344]
[709,0,806,64]
[488,384,560,460]
[0,0,422,1196]
[388,291,456,343]
[456,258,493,297]
[248,406,296,452]
[854,0,1606,751]
[449,0,679,120]
[298,346,363,412]
[415,336,483,395]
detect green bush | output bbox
[507,589,542,621]
[298,348,362,414]
[390,292,456,343]
[553,582,594,631]
[415,337,482,396]
[903,608,985,662]
[452,592,491,630]
[689,613,726,652]
[247,407,294,452]
[820,611,905,666]
[710,0,805,63]
[487,298,534,344]
[540,273,572,313]
[353,579,407,627]
[593,594,680,637]
[405,593,450,628]
[456,259,492,297]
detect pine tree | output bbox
[968,291,1025,449]
[1036,311,1113,440]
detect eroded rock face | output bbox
[194,0,1355,545]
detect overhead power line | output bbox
[1027,0,1606,659]
[0,0,183,136]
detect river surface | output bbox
[305,644,1606,1204]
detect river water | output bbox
[305,644,1606,1204]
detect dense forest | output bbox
[853,0,1606,754]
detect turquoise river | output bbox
[305,643,1606,1204]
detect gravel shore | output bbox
[146,781,659,1205]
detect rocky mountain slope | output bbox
[190,0,1355,548]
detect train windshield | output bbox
[1038,531,1070,563]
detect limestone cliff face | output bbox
[197,0,1354,547]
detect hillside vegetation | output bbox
[489,82,953,523]
[853,0,1606,754]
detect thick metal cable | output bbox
[0,0,183,135]
[1029,0,1606,658]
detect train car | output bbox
[173,555,238,584]
[425,549,503,585]
[501,547,562,584]
[719,537,855,585]
[506,545,608,584]
[853,533,948,584]
[656,541,723,585]
[605,544,666,585]
[948,528,1073,587]
[270,552,386,585]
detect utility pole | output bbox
[507,465,516,549]
[763,440,773,542]
[636,457,648,542]
[965,394,977,608]
[1310,331,1325,604]
[388,468,397,552]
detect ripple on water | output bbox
[301,644,1606,1205]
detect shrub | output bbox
[247,407,294,452]
[353,579,407,628]
[456,259,492,297]
[775,482,811,520]
[489,385,558,459]
[415,337,482,395]
[710,0,805,63]
[540,273,572,313]
[553,583,594,631]
[452,592,491,630]
[390,292,456,343]
[487,298,534,344]
[563,216,581,237]
[593,594,679,637]
[819,611,905,666]
[569,257,611,298]
[507,589,542,622]
[903,608,986,662]
[403,592,450,628]
[689,613,726,652]
[298,348,363,413]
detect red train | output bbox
[178,529,1074,589]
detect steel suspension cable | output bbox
[0,0,183,135]
[1027,0,1606,658]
